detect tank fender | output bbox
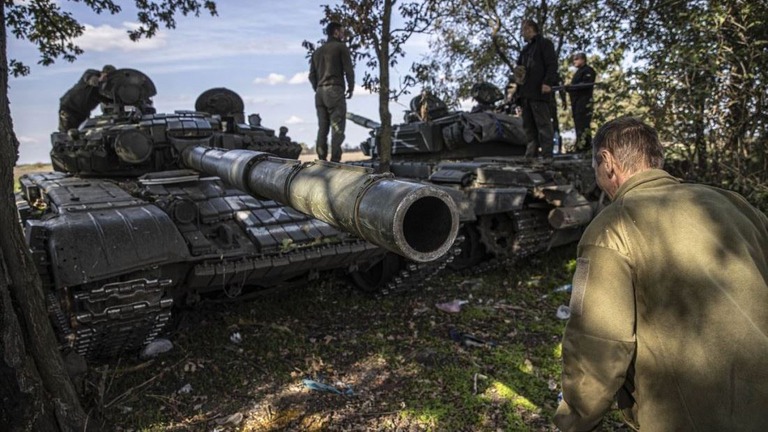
[45,204,190,288]
[468,187,527,216]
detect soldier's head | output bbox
[326,22,345,40]
[592,117,665,198]
[572,53,587,68]
[521,19,539,42]
[100,64,116,82]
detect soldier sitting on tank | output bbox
[469,82,504,113]
[58,65,116,132]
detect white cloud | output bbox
[254,73,287,85]
[285,115,304,125]
[76,23,167,52]
[17,135,41,144]
[254,72,308,86]
[288,72,309,85]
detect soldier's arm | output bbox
[308,54,318,91]
[582,67,596,85]
[542,39,559,87]
[342,45,355,94]
[554,244,636,432]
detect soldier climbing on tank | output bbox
[58,64,116,132]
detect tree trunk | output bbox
[377,0,393,174]
[0,4,92,430]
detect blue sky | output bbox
[9,1,433,164]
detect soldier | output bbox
[58,64,115,132]
[515,19,558,162]
[566,53,596,152]
[309,22,355,162]
[555,117,768,431]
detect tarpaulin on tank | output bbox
[45,204,190,287]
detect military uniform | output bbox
[555,169,768,431]
[567,64,595,152]
[309,36,355,162]
[516,34,558,159]
[59,69,108,132]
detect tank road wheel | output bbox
[348,253,403,293]
[477,210,554,260]
[477,213,518,258]
[448,224,486,271]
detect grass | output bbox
[88,245,631,432]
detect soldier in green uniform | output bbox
[309,22,355,162]
[555,117,768,431]
[58,65,115,132]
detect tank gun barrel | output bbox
[346,112,381,129]
[180,146,459,262]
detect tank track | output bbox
[48,279,174,360]
[243,133,302,159]
[376,236,463,296]
[477,209,553,259]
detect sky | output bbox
[8,1,435,164]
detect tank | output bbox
[346,82,600,286]
[16,69,459,359]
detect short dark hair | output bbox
[522,19,539,33]
[593,117,665,172]
[326,22,343,37]
[572,52,587,62]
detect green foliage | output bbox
[420,0,768,210]
[5,0,217,76]
[616,0,768,211]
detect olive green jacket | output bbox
[554,169,768,431]
[309,36,354,92]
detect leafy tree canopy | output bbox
[6,0,217,76]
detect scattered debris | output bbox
[436,299,469,313]
[473,373,488,394]
[214,412,244,426]
[553,284,573,293]
[302,378,354,396]
[548,379,559,391]
[449,329,497,348]
[178,383,193,394]
[139,338,173,359]
[556,305,571,320]
[229,331,243,344]
[460,279,483,290]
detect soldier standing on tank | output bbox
[309,22,355,163]
[554,117,768,431]
[566,53,596,152]
[515,19,558,162]
[58,64,116,132]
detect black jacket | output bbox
[567,64,595,108]
[516,34,558,101]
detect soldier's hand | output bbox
[346,89,353,99]
[541,84,552,94]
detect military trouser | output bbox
[59,109,86,133]
[572,99,593,153]
[315,85,347,162]
[521,98,554,158]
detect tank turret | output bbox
[17,69,459,359]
